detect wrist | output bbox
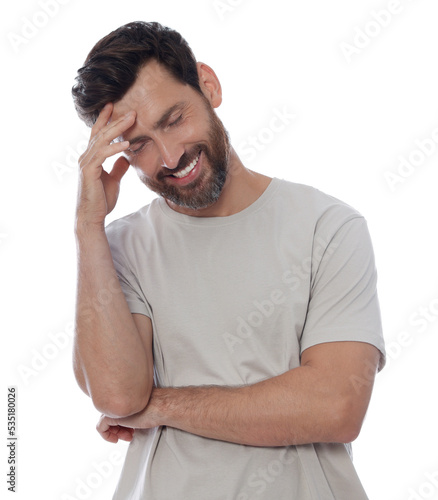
[74,218,106,239]
[149,387,178,427]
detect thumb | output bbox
[109,155,130,183]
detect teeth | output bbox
[173,154,199,178]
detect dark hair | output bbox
[71,21,202,127]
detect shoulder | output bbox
[105,199,158,236]
[104,198,162,258]
[273,178,365,234]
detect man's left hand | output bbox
[96,388,162,443]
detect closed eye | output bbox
[125,113,184,155]
[167,114,183,128]
[127,141,149,155]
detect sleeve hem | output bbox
[300,331,386,372]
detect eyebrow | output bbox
[124,101,187,146]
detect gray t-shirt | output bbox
[106,178,386,500]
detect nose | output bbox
[155,136,185,170]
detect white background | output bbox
[2,0,438,499]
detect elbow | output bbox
[330,398,364,444]
[93,397,147,419]
[92,385,153,419]
[72,354,90,397]
[72,352,153,417]
[334,421,362,444]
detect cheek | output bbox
[179,118,204,142]
[134,167,153,186]
[129,145,159,171]
[132,157,162,182]
[134,163,151,176]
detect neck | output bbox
[165,149,272,217]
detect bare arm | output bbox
[73,103,153,418]
[97,341,381,445]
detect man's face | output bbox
[112,60,231,211]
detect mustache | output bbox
[158,147,202,179]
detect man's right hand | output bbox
[75,102,136,231]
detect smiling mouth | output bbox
[171,153,200,179]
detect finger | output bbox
[115,426,135,442]
[80,139,130,171]
[102,429,119,443]
[97,426,118,443]
[90,102,135,148]
[91,102,113,136]
[96,415,110,434]
[88,113,136,159]
[97,418,119,443]
[96,414,135,442]
[109,155,130,183]
[100,425,133,443]
[86,112,136,161]
[96,414,117,435]
[78,146,129,184]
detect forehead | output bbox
[112,60,192,121]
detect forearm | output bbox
[99,342,378,448]
[74,225,152,417]
[150,366,354,446]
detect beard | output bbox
[138,101,231,210]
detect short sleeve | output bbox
[300,216,386,371]
[112,258,152,318]
[105,224,153,319]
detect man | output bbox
[72,21,386,499]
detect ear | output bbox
[196,62,222,108]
